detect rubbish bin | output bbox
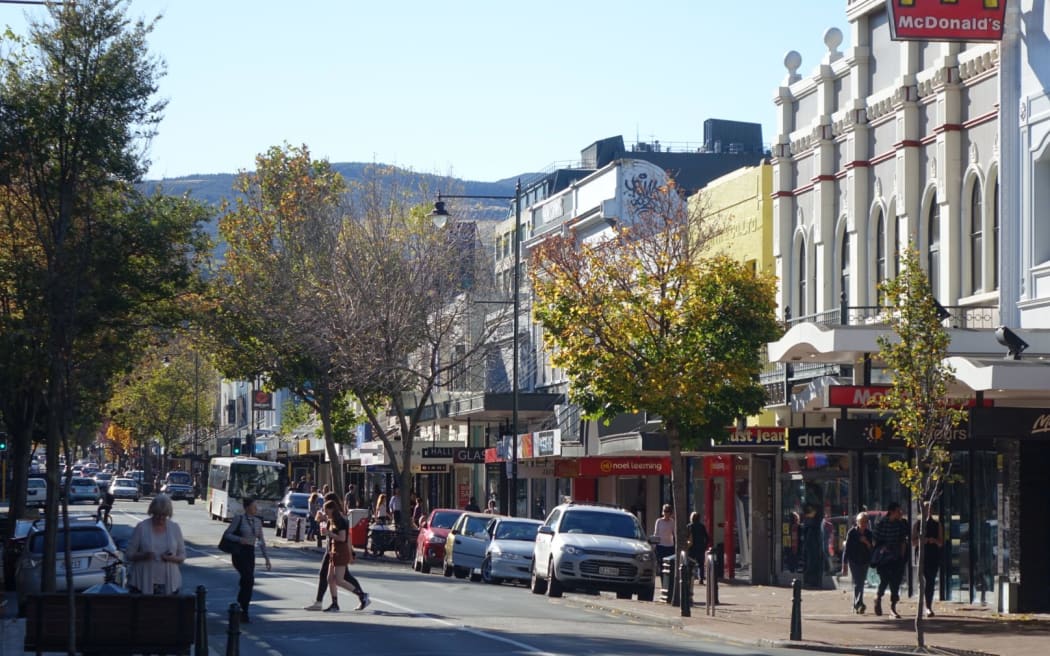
[660,554,677,604]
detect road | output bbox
[106,499,825,656]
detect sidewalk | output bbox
[569,580,1050,656]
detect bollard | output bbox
[790,578,803,641]
[705,551,719,616]
[195,585,208,656]
[678,550,691,617]
[225,602,241,656]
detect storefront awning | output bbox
[946,356,1050,402]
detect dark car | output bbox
[160,471,194,504]
[3,518,36,591]
[275,492,311,538]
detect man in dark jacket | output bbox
[872,502,909,618]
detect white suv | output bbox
[531,503,656,601]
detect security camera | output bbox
[995,326,1029,360]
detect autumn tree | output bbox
[530,180,780,561]
[0,1,209,614]
[876,246,965,648]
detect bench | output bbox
[24,593,198,655]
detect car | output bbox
[531,502,657,601]
[443,511,497,581]
[64,477,100,504]
[93,472,113,489]
[275,491,311,538]
[124,469,146,494]
[3,519,36,591]
[109,477,141,502]
[414,508,465,574]
[26,478,46,508]
[160,471,194,504]
[15,515,126,615]
[481,517,543,585]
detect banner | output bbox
[887,0,1007,42]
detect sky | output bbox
[2,1,851,182]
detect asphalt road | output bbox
[105,499,826,656]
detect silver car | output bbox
[26,478,46,508]
[16,516,125,615]
[531,503,657,601]
[109,477,141,501]
[65,476,100,504]
[481,518,542,585]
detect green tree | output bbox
[0,1,208,618]
[876,246,965,648]
[529,180,781,559]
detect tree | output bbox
[529,180,780,563]
[0,1,208,626]
[876,246,965,648]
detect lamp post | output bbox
[430,180,522,517]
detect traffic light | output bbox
[231,437,242,456]
[0,432,7,451]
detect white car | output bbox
[481,517,542,585]
[26,478,46,508]
[109,478,141,502]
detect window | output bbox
[970,182,983,293]
[992,179,1000,289]
[797,241,807,317]
[928,194,940,295]
[840,231,851,307]
[875,210,886,305]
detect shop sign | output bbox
[887,0,1007,42]
[970,407,1050,440]
[577,457,671,477]
[252,390,273,411]
[421,446,454,459]
[719,426,786,448]
[827,385,890,408]
[703,454,750,477]
[836,418,980,450]
[786,427,835,451]
[411,463,449,474]
[452,447,487,464]
[535,429,561,457]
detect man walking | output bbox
[872,502,909,618]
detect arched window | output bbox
[928,194,941,295]
[840,231,851,308]
[970,182,983,293]
[992,179,1000,289]
[894,216,901,277]
[798,240,807,317]
[875,210,886,305]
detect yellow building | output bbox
[692,162,774,277]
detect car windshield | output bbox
[28,527,109,554]
[495,521,540,541]
[71,478,95,487]
[166,472,191,485]
[430,511,461,529]
[462,516,491,536]
[27,479,45,489]
[114,479,135,487]
[559,510,645,540]
[287,494,309,509]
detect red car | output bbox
[414,508,466,574]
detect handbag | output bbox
[870,543,896,567]
[219,515,243,554]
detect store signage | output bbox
[421,446,453,459]
[252,390,273,411]
[836,418,982,450]
[720,426,786,448]
[412,463,449,474]
[535,429,562,457]
[970,407,1050,440]
[828,385,890,408]
[452,447,487,464]
[577,457,671,477]
[887,0,1007,42]
[786,427,835,451]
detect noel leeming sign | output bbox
[887,0,1007,42]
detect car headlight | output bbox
[560,544,583,556]
[430,536,445,545]
[635,551,653,563]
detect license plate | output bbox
[71,559,87,571]
[598,566,619,576]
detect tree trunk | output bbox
[915,505,926,648]
[318,395,344,502]
[667,424,689,602]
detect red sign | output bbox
[828,385,890,408]
[252,390,273,410]
[888,0,1007,42]
[577,457,671,477]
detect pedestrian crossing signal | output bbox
[231,437,242,455]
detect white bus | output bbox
[207,457,287,526]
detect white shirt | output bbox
[654,516,676,547]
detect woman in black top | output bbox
[913,501,943,617]
[844,512,874,613]
[687,512,709,583]
[304,493,370,612]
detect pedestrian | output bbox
[127,494,186,594]
[304,496,370,613]
[800,504,826,588]
[844,511,874,613]
[223,496,271,624]
[317,499,371,612]
[653,504,675,562]
[296,475,311,493]
[389,486,402,523]
[464,496,481,512]
[306,491,322,542]
[374,493,390,523]
[871,501,909,618]
[484,498,498,514]
[344,483,357,510]
[410,493,425,528]
[913,501,943,617]
[686,511,709,583]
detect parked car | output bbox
[93,472,113,489]
[15,515,125,615]
[64,477,100,505]
[482,517,543,585]
[160,471,194,504]
[3,519,36,591]
[531,502,657,601]
[414,508,465,574]
[443,512,497,581]
[109,477,141,502]
[124,469,146,494]
[26,477,46,509]
[275,492,311,538]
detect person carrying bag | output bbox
[223,497,271,624]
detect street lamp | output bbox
[430,180,522,517]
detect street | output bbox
[99,500,824,656]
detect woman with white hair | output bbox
[843,511,874,613]
[127,493,186,594]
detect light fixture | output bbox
[933,298,951,321]
[995,325,1029,360]
[429,199,450,229]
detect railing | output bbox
[784,297,999,330]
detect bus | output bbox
[207,457,287,526]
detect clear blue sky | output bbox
[4,1,849,182]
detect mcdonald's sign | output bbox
[888,0,1007,42]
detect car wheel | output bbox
[530,565,548,595]
[481,557,501,585]
[469,570,482,583]
[546,559,563,598]
[615,590,632,599]
[421,559,432,574]
[637,586,655,602]
[442,561,453,577]
[188,498,195,505]
[453,566,468,579]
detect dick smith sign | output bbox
[786,427,835,451]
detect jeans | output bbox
[315,551,364,602]
[876,560,905,604]
[232,548,255,615]
[848,560,869,609]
